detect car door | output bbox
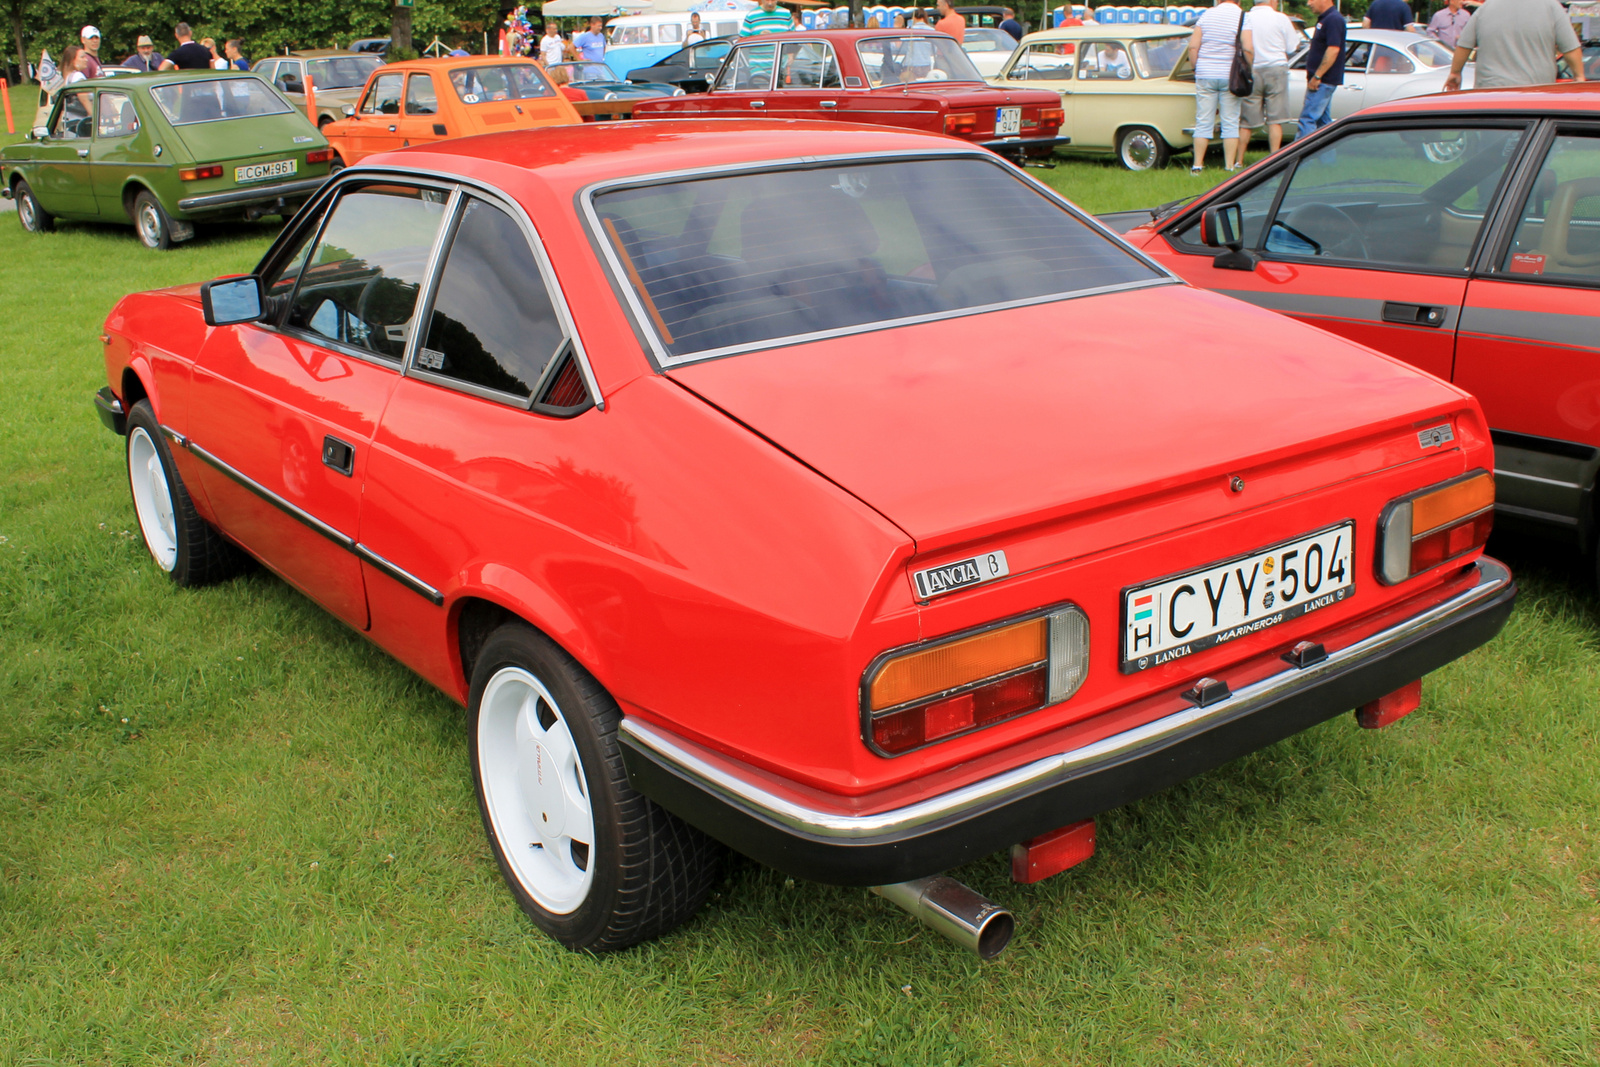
[1455,125,1600,537]
[32,89,99,216]
[398,72,445,145]
[89,89,146,218]
[710,41,778,114]
[1067,40,1135,150]
[1330,40,1370,120]
[186,179,452,628]
[766,40,842,121]
[1358,43,1416,110]
[358,191,590,680]
[1149,119,1532,383]
[351,72,406,158]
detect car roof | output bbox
[1019,25,1195,42]
[74,69,262,89]
[377,55,545,73]
[283,49,373,58]
[1363,81,1600,117]
[1345,28,1448,46]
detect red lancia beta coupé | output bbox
[94,120,1515,957]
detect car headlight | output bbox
[1377,470,1494,585]
[862,604,1089,756]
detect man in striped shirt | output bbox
[740,0,794,37]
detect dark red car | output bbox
[93,120,1512,958]
[631,30,1067,160]
[1125,85,1600,583]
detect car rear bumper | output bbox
[176,176,327,214]
[620,557,1516,886]
[980,134,1070,157]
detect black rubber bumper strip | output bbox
[620,558,1516,886]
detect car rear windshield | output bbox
[307,55,382,89]
[857,36,983,86]
[151,78,293,125]
[448,64,556,103]
[591,156,1163,361]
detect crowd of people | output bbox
[1187,0,1588,173]
[47,21,250,96]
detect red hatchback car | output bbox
[631,30,1067,160]
[1126,85,1600,582]
[94,121,1513,957]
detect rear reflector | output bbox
[1357,679,1421,729]
[1378,470,1493,584]
[179,165,223,181]
[944,112,977,135]
[1011,819,1095,884]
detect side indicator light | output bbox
[944,112,978,135]
[1357,679,1422,729]
[1011,819,1095,884]
[1378,470,1494,584]
[179,164,223,181]
[865,605,1089,756]
[305,148,335,164]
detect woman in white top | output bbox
[1187,0,1252,173]
[61,45,89,86]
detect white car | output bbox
[1285,30,1473,126]
[962,26,1019,78]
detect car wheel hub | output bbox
[139,203,161,244]
[128,427,178,571]
[1125,133,1157,169]
[18,195,36,228]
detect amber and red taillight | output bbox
[1038,107,1064,129]
[179,164,223,181]
[944,112,978,136]
[863,605,1089,756]
[1377,470,1494,584]
[305,148,336,164]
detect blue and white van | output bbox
[603,11,746,78]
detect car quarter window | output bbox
[1010,42,1074,81]
[283,183,451,362]
[1133,35,1187,78]
[1498,132,1600,285]
[361,72,404,114]
[1369,44,1413,76]
[405,73,438,115]
[415,197,566,399]
[51,91,93,138]
[591,156,1163,360]
[96,91,138,138]
[1078,41,1133,81]
[447,64,555,103]
[1256,125,1525,270]
[717,43,777,90]
[777,41,841,89]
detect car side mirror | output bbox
[341,103,356,117]
[1199,203,1258,271]
[201,276,264,327]
[29,125,49,140]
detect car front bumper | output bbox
[94,386,126,435]
[620,556,1516,886]
[176,176,328,215]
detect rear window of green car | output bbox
[151,78,294,125]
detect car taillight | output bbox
[864,605,1089,756]
[305,148,335,164]
[1039,107,1064,128]
[944,112,977,136]
[179,165,223,181]
[1378,470,1494,584]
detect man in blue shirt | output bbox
[999,7,1025,40]
[1297,0,1345,139]
[573,17,607,62]
[1363,0,1412,31]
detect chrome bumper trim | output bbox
[620,559,1511,842]
[177,176,327,213]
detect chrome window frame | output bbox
[774,40,841,91]
[360,71,405,115]
[579,147,1179,370]
[715,41,779,92]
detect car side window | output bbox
[415,197,566,399]
[777,42,841,89]
[1173,167,1289,251]
[405,73,438,115]
[361,72,404,115]
[1499,133,1600,285]
[1078,42,1132,81]
[51,91,93,139]
[1259,125,1524,270]
[716,43,777,90]
[1369,44,1413,76]
[276,63,303,93]
[1009,42,1074,81]
[285,183,450,361]
[96,92,139,138]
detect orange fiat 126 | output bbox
[320,56,581,167]
[93,121,1514,959]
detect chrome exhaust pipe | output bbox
[872,876,1015,959]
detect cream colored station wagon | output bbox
[990,25,1196,171]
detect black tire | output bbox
[124,400,248,586]
[468,623,720,952]
[1116,126,1170,171]
[14,179,54,233]
[328,155,345,175]
[133,189,173,250]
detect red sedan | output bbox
[631,30,1067,160]
[93,120,1513,957]
[1125,85,1600,584]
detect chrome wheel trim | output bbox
[128,427,178,571]
[137,201,163,247]
[478,666,596,914]
[1122,130,1159,170]
[1423,140,1465,165]
[17,190,38,230]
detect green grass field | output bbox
[2,149,1598,1066]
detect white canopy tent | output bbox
[540,0,651,16]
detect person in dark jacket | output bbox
[999,7,1025,40]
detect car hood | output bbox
[670,284,1468,550]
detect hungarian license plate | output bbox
[995,107,1022,137]
[1121,522,1355,673]
[235,159,297,184]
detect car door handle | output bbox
[77,148,89,157]
[1381,302,1446,327]
[750,100,764,108]
[322,435,356,477]
[388,124,397,132]
[820,100,837,108]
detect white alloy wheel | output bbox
[137,199,164,247]
[127,426,179,571]
[477,666,596,914]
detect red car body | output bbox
[94,120,1514,951]
[1127,85,1600,568]
[631,29,1067,159]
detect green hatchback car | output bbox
[2,71,335,249]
